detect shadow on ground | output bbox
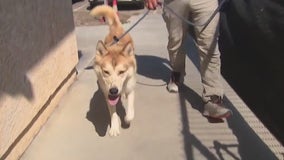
[136,54,171,83]
[86,84,130,137]
[134,35,279,159]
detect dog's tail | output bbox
[90,5,121,27]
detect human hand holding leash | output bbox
[144,0,159,10]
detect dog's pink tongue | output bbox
[108,97,119,106]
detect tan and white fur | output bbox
[90,5,136,136]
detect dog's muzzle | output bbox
[108,87,120,106]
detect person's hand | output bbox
[145,0,159,10]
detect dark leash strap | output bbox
[160,0,230,32]
[109,9,151,46]
[109,0,229,46]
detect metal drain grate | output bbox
[223,79,284,160]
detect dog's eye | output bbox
[118,70,126,75]
[103,70,110,75]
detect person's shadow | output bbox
[136,53,223,123]
[86,83,130,137]
[136,54,171,84]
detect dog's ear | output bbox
[122,42,134,56]
[96,40,108,56]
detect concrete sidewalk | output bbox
[21,11,284,160]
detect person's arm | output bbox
[144,0,159,10]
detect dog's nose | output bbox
[109,87,118,95]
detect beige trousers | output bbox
[162,0,223,101]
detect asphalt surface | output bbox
[72,0,148,26]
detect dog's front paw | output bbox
[109,126,120,136]
[125,113,134,124]
[109,112,120,136]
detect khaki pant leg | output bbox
[162,0,189,73]
[190,0,224,101]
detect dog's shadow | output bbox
[86,87,130,137]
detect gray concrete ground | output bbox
[20,3,284,160]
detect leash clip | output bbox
[113,36,119,43]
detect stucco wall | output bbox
[0,0,78,159]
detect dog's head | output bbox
[94,40,136,106]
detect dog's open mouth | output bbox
[108,95,120,106]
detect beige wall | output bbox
[0,0,78,159]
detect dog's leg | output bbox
[107,104,120,136]
[125,90,135,124]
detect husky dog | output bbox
[90,5,137,136]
